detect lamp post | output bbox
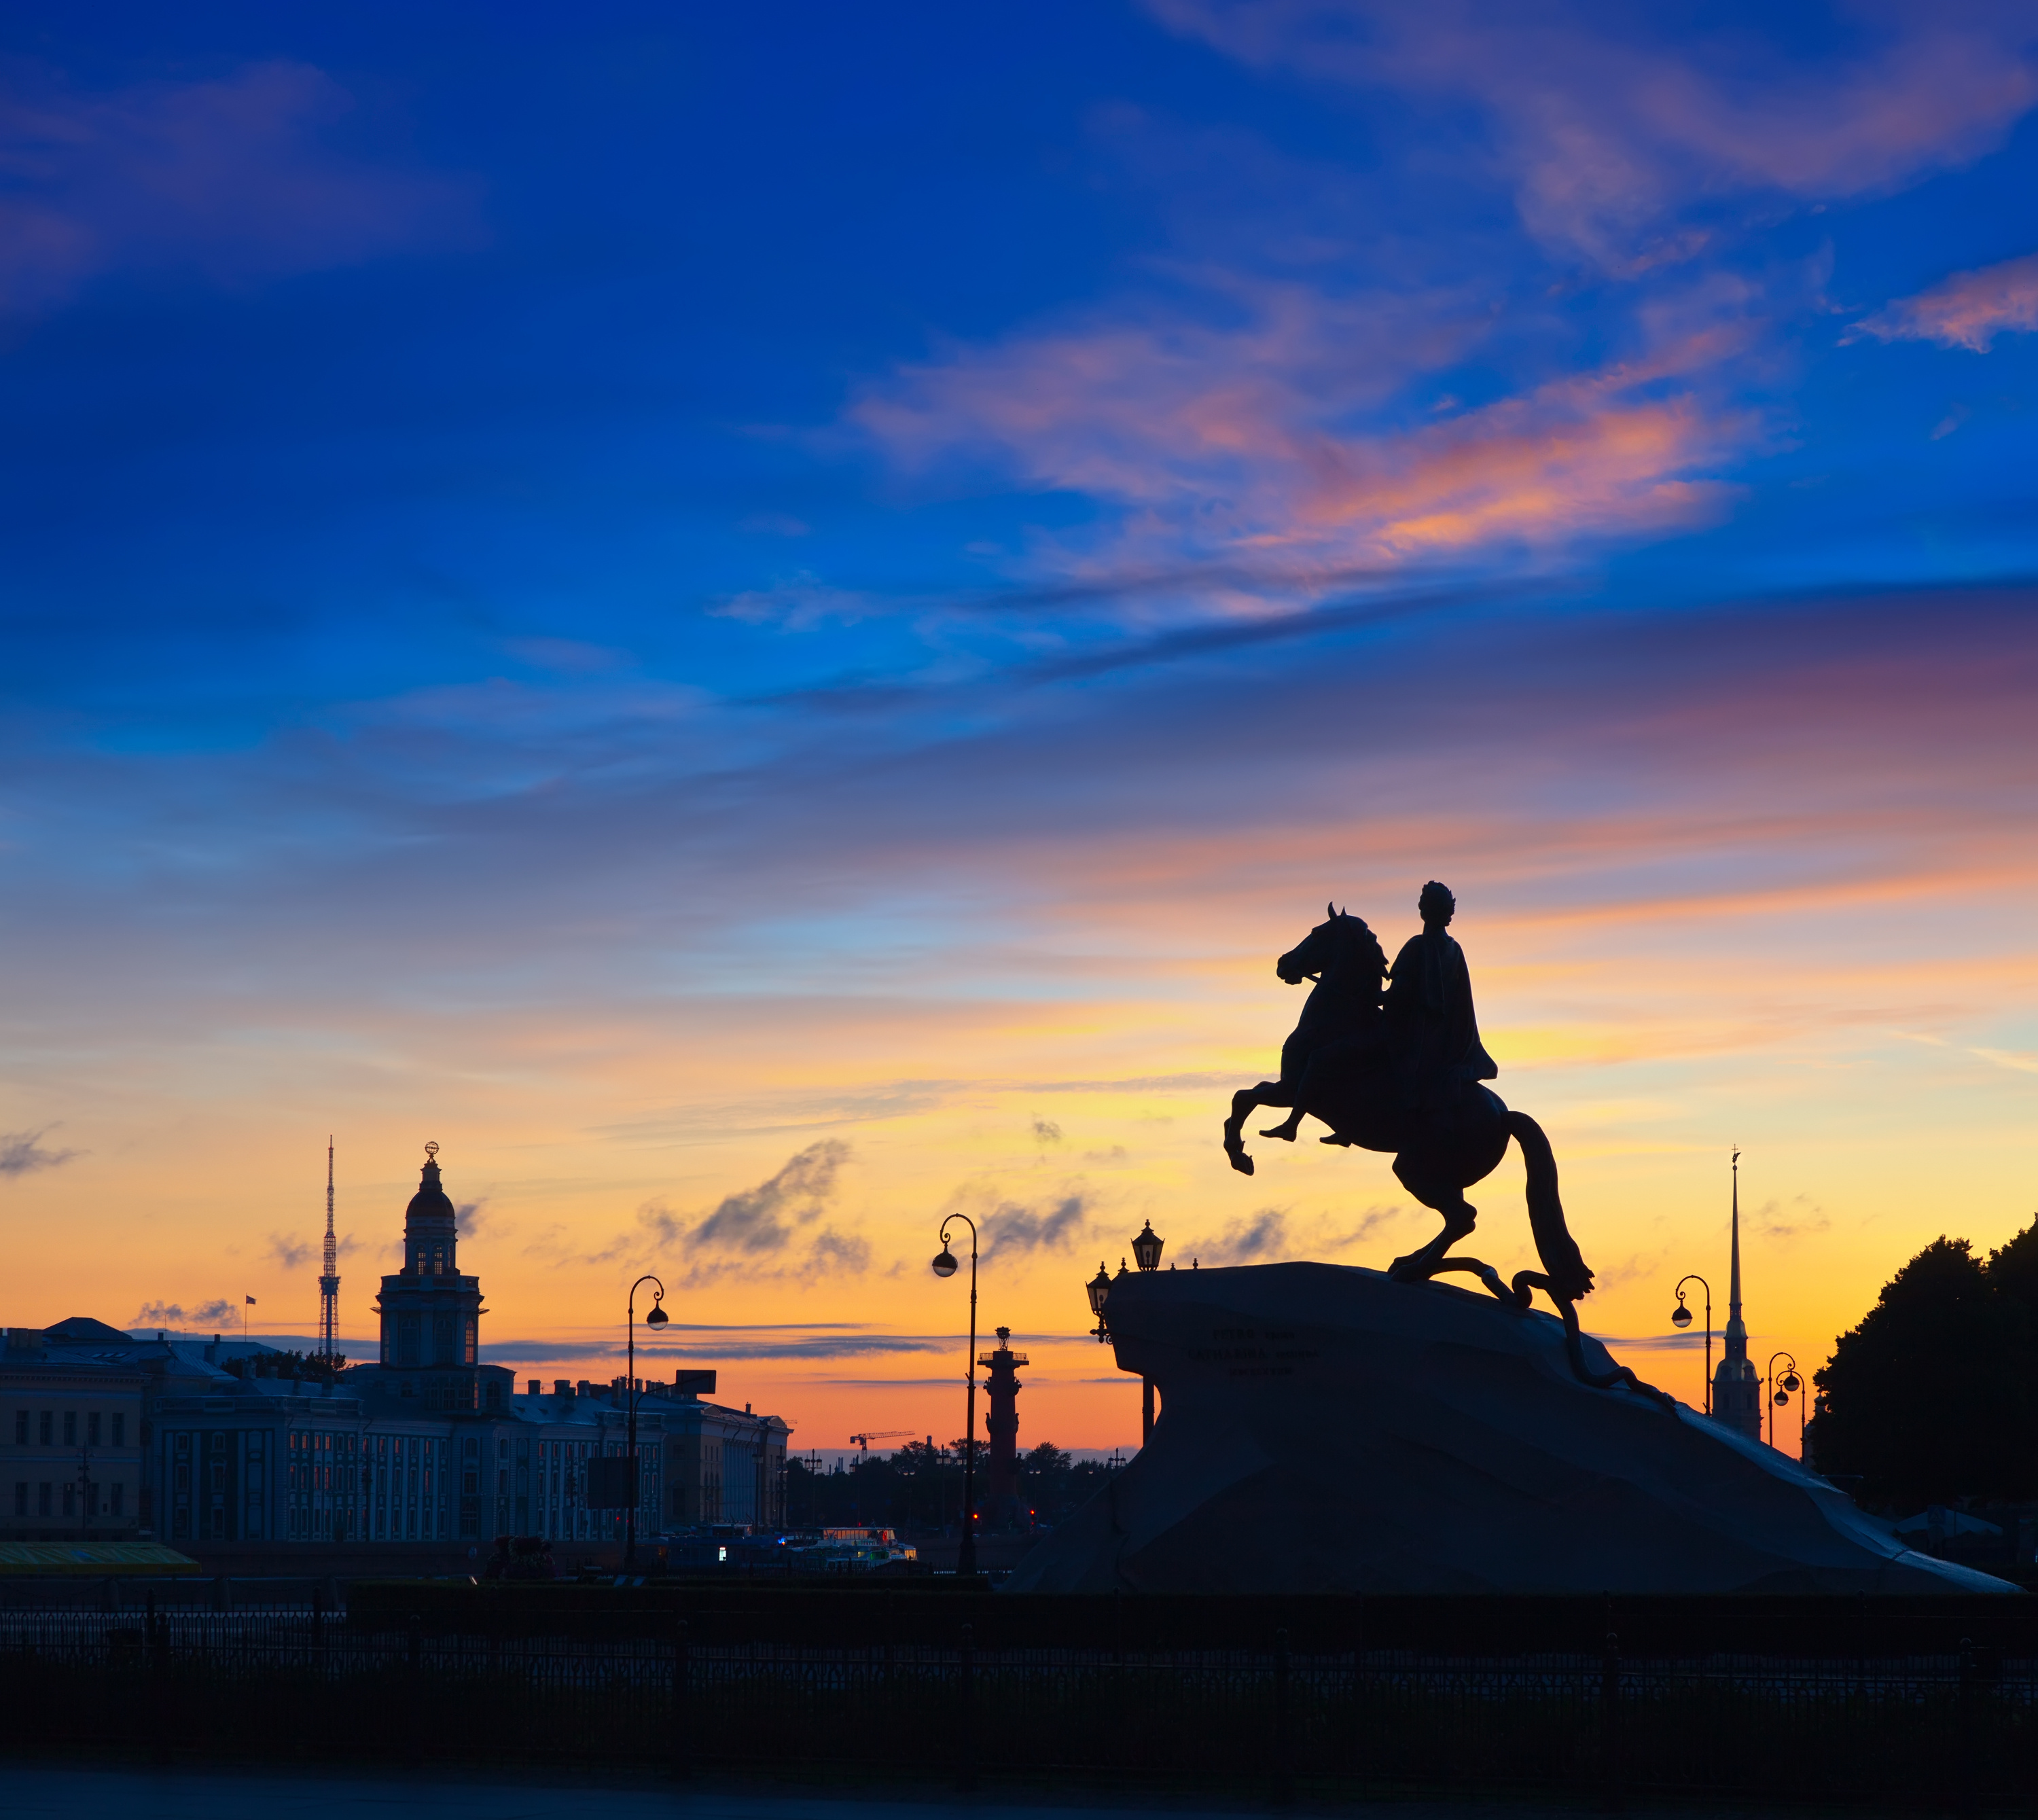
[625,1274,669,1569]
[1670,1274,1713,1414]
[1766,1351,1801,1455]
[1086,1262,1113,1342]
[931,1215,980,1577]
[1130,1221,1164,1446]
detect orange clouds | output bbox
[1299,376,1743,556]
[857,295,1751,588]
[1856,250,2038,352]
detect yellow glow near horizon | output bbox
[9,844,2035,1463]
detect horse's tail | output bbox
[1507,1110,1594,1304]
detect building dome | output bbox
[406,1152,456,1229]
[399,1143,460,1279]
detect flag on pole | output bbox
[245,1296,256,1305]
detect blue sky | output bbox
[4,2,2037,1446]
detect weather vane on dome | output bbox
[425,1141,439,1160]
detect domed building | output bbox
[370,1143,501,1413]
[131,1142,789,1563]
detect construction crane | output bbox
[848,1431,914,1457]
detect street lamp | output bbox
[1766,1351,1801,1455]
[1086,1263,1113,1342]
[1670,1274,1713,1415]
[1130,1224,1164,1446]
[1131,1220,1164,1274]
[931,1215,980,1577]
[625,1275,669,1569]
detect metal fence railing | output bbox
[1,1609,2031,1801]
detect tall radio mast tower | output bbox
[319,1137,340,1363]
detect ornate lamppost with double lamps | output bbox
[1087,1223,1166,1447]
[1767,1351,1801,1455]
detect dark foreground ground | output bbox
[0,1764,1986,1820]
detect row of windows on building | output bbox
[150,1421,776,1544]
[11,1410,126,1447]
[384,1313,479,1369]
[12,1480,125,1517]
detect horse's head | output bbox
[1276,902,1387,986]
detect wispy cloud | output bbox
[481,1333,944,1364]
[0,60,479,317]
[539,1142,877,1283]
[0,1128,79,1177]
[1147,3,2038,268]
[857,286,1753,592]
[264,1232,312,1270]
[651,1139,850,1255]
[1187,1208,1291,1264]
[1971,1046,2038,1075]
[131,1298,238,1330]
[1857,251,2038,351]
[1753,1196,1831,1243]
[979,1190,1093,1262]
[709,572,880,630]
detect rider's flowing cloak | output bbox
[1385,927,1498,1101]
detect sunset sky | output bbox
[4,3,2037,1457]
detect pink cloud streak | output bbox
[855,294,1751,583]
[1145,1,2038,268]
[0,60,478,315]
[1855,249,2038,351]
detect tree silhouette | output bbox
[1813,1224,2038,1509]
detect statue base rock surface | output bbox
[1010,1263,2015,1595]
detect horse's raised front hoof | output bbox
[1226,1147,1255,1177]
[1318,1132,1353,1146]
[1258,1125,1296,1142]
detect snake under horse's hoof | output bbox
[1398,1253,1678,1411]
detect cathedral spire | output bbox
[1722,1147,1747,1361]
[1712,1146,1762,1440]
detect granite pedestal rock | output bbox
[1009,1262,2017,1595]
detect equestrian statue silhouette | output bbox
[1222,882,1668,1404]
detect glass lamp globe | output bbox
[1086,1264,1111,1315]
[1670,1304,1693,1329]
[1131,1220,1165,1272]
[931,1247,959,1279]
[645,1302,670,1330]
[1781,1372,1800,1393]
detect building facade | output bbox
[141,1371,790,1546]
[125,1145,791,1548]
[0,1323,146,1541]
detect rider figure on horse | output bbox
[1260,881,1493,1149]
[1384,880,1497,1128]
[1223,882,1666,1404]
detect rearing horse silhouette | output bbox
[1222,906,1666,1403]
